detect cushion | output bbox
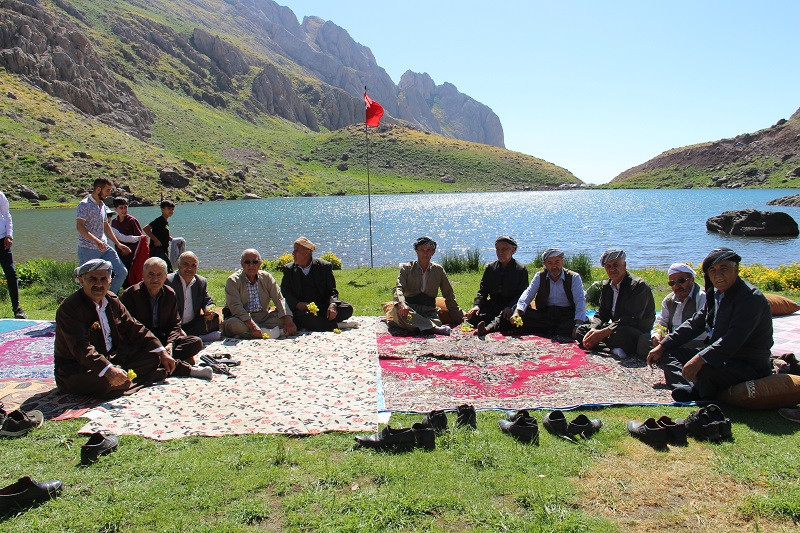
[717,373,800,409]
[435,297,452,324]
[764,293,800,316]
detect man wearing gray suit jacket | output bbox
[167,251,221,343]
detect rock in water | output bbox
[706,209,798,236]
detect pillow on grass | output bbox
[717,373,800,409]
[764,293,800,316]
[435,297,452,324]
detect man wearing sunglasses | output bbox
[221,249,297,339]
[637,263,707,357]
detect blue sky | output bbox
[276,1,800,184]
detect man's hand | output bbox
[682,354,705,382]
[158,351,177,375]
[326,303,338,321]
[647,344,665,367]
[246,319,262,339]
[117,243,131,256]
[152,238,162,248]
[397,302,411,318]
[465,306,480,320]
[500,307,515,320]
[582,328,611,349]
[651,334,663,347]
[3,236,11,251]
[282,316,297,336]
[106,366,131,388]
[95,239,108,252]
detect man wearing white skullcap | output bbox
[636,263,707,357]
[577,248,655,359]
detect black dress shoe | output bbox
[411,423,435,450]
[0,409,43,437]
[656,416,688,445]
[567,414,603,438]
[81,432,120,465]
[354,426,416,451]
[543,410,569,437]
[420,409,448,432]
[703,404,732,439]
[683,404,730,442]
[627,418,668,447]
[498,415,539,444]
[13,307,26,320]
[0,476,62,512]
[455,404,477,429]
[505,410,530,422]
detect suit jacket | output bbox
[280,258,343,312]
[662,277,773,373]
[590,272,655,333]
[120,282,183,346]
[223,269,290,322]
[394,260,463,320]
[166,272,214,324]
[473,259,529,310]
[54,288,161,374]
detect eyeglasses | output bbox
[242,259,261,265]
[668,277,690,286]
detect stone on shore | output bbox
[706,209,798,237]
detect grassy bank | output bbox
[1,262,800,531]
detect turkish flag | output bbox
[364,91,384,127]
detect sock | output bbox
[611,348,628,360]
[260,326,281,339]
[430,325,452,336]
[189,366,213,380]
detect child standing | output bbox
[143,199,175,272]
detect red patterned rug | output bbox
[377,320,672,411]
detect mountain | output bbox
[609,108,800,189]
[0,0,578,205]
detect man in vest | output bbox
[636,262,706,357]
[466,236,529,336]
[578,249,655,359]
[505,248,587,338]
[647,247,773,402]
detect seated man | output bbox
[280,236,355,331]
[463,236,528,335]
[167,251,221,344]
[637,262,707,357]
[222,248,297,339]
[53,259,178,397]
[647,248,773,402]
[120,258,208,380]
[577,249,655,359]
[388,236,463,336]
[506,248,587,338]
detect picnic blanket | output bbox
[79,317,378,440]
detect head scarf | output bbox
[541,248,564,261]
[495,235,517,248]
[600,248,626,266]
[294,236,316,251]
[413,236,437,250]
[74,258,112,280]
[667,263,695,277]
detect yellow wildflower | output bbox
[307,302,319,316]
[90,321,100,331]
[126,369,137,381]
[511,315,523,327]
[262,332,270,339]
[333,328,342,334]
[460,323,474,332]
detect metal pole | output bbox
[365,86,374,268]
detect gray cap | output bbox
[600,248,626,265]
[541,248,565,261]
[74,258,112,279]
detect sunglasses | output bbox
[242,259,261,265]
[668,277,690,286]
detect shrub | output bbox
[320,251,342,270]
[530,251,592,281]
[41,260,79,305]
[0,277,8,302]
[16,258,48,287]
[262,253,293,272]
[441,248,482,274]
[739,262,800,292]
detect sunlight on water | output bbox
[10,189,800,269]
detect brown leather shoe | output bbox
[0,477,62,512]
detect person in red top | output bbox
[110,197,146,287]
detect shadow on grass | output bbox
[722,404,800,436]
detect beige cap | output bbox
[294,236,316,251]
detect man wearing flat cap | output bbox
[389,236,463,335]
[501,248,587,338]
[636,262,707,357]
[280,236,354,331]
[578,249,655,359]
[647,247,773,402]
[465,236,528,334]
[53,259,177,397]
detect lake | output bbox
[8,189,800,269]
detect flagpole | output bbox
[365,85,374,268]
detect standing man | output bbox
[648,248,773,402]
[578,249,655,359]
[143,200,175,272]
[637,262,706,357]
[464,236,528,335]
[76,178,130,294]
[507,248,587,338]
[167,251,221,343]
[280,237,354,331]
[0,190,25,318]
[221,249,297,339]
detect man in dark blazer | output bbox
[167,251,220,343]
[648,247,773,401]
[578,249,655,359]
[54,259,175,397]
[280,236,354,331]
[120,257,207,377]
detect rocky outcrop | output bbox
[706,209,799,237]
[0,0,153,138]
[767,194,800,207]
[191,28,249,78]
[252,63,319,131]
[296,80,360,130]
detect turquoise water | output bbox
[9,189,800,269]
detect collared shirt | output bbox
[709,291,724,338]
[610,280,621,315]
[76,195,107,249]
[652,284,707,340]
[179,275,196,324]
[95,297,113,377]
[300,263,312,276]
[149,291,161,329]
[517,269,587,322]
[0,191,12,239]
[246,278,263,313]
[420,264,430,293]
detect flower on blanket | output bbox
[460,323,474,332]
[262,332,270,339]
[307,302,319,316]
[333,328,342,334]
